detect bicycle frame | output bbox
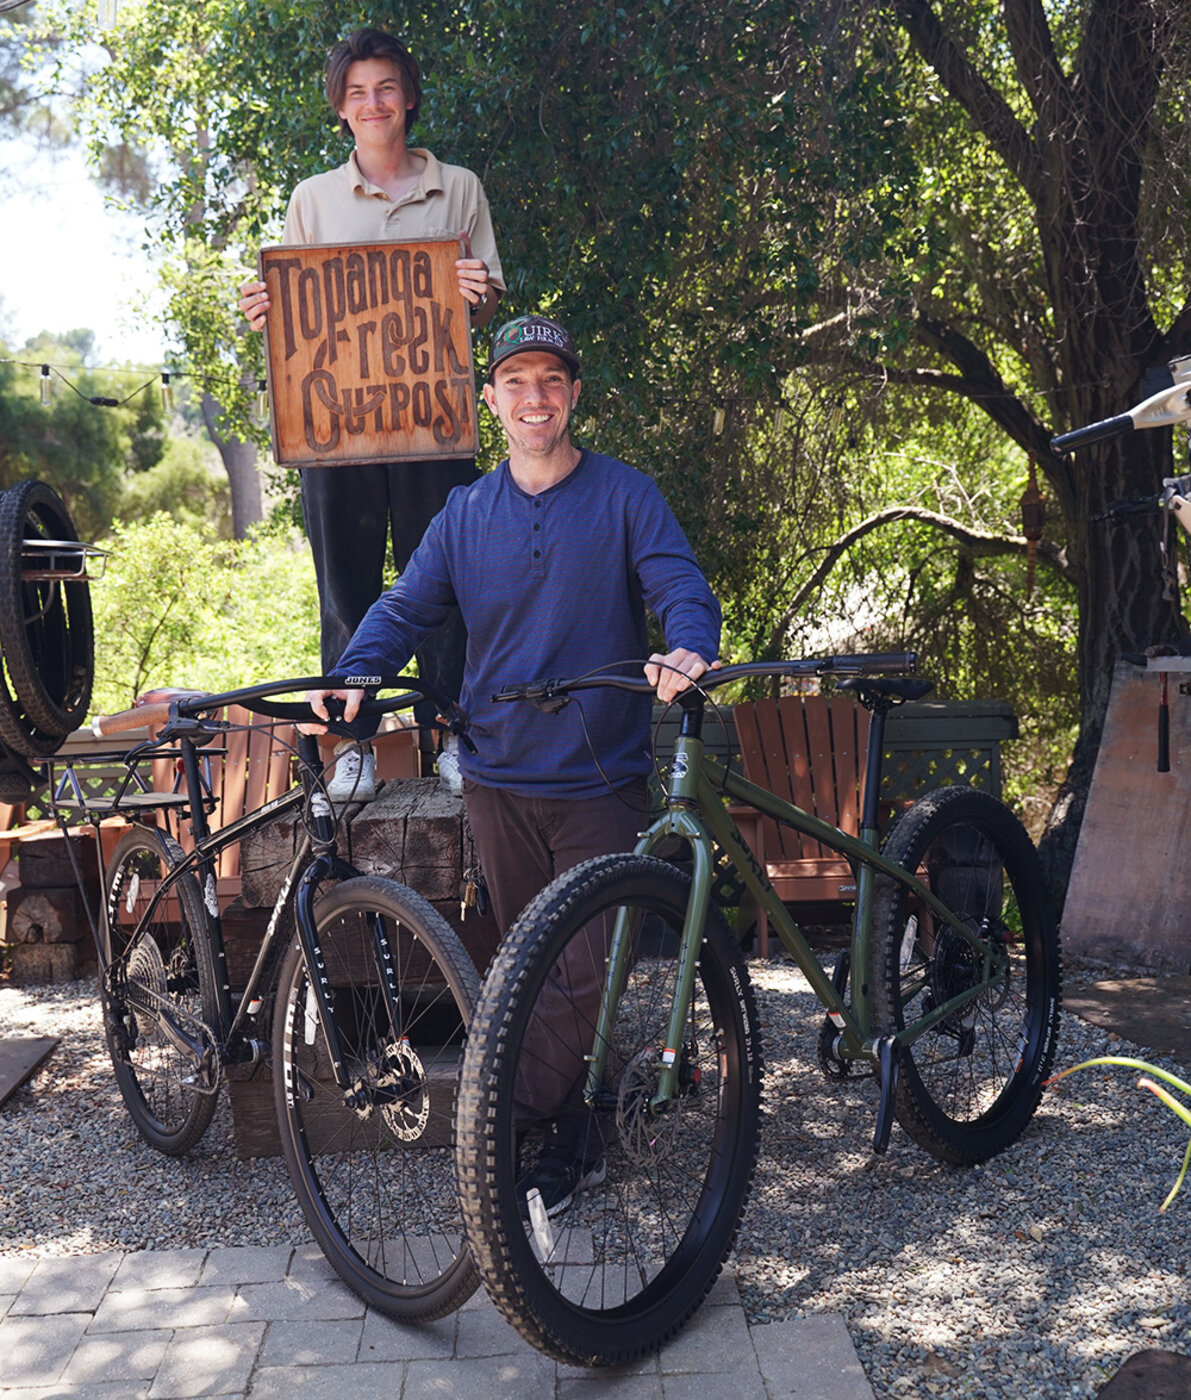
[583,697,1011,1112]
[49,710,411,1099]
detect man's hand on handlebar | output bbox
[644,650,721,705]
[301,687,366,734]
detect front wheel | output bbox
[273,876,481,1320]
[867,787,1061,1165]
[456,854,763,1367]
[103,824,220,1155]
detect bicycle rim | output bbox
[457,854,763,1366]
[274,876,481,1320]
[869,787,1062,1164]
[104,825,220,1156]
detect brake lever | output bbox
[492,681,571,714]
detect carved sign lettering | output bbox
[260,238,477,467]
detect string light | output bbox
[712,407,725,436]
[160,372,173,411]
[256,378,269,419]
[774,406,787,435]
[39,365,51,407]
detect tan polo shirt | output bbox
[282,148,505,292]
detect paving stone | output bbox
[656,1295,756,1374]
[0,1256,37,1293]
[454,1300,542,1358]
[90,1286,237,1333]
[229,1277,365,1323]
[661,1371,769,1400]
[62,1327,172,1383]
[197,1246,293,1288]
[357,1308,456,1361]
[147,1321,265,1399]
[749,1315,876,1400]
[111,1249,208,1292]
[0,1382,151,1398]
[0,1312,91,1387]
[403,1353,556,1400]
[258,1317,364,1368]
[284,1245,340,1287]
[9,1254,121,1315]
[249,1361,408,1399]
[559,1374,665,1399]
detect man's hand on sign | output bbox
[457,232,497,327]
[239,279,270,332]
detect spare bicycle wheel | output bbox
[0,480,94,753]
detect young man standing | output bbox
[307,313,720,1211]
[241,28,504,799]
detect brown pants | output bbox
[463,780,648,1127]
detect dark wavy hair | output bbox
[325,29,422,137]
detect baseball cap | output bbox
[488,315,581,380]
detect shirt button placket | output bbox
[531,498,545,577]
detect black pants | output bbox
[301,457,477,733]
[463,780,648,1128]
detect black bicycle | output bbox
[50,675,479,1319]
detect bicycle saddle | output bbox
[839,676,935,703]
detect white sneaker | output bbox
[436,733,463,796]
[325,740,377,804]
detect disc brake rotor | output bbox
[376,1040,431,1142]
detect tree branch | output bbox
[767,505,1069,654]
[894,0,1045,203]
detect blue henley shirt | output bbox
[334,449,721,798]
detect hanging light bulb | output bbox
[774,405,787,435]
[40,365,51,407]
[256,378,269,419]
[160,372,173,412]
[712,407,726,437]
[97,0,119,29]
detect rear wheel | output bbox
[867,787,1061,1164]
[0,480,93,753]
[456,854,763,1367]
[274,876,481,1320]
[103,824,220,1155]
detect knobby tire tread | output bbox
[456,853,763,1367]
[867,787,1061,1165]
[274,875,481,1321]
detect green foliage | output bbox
[90,513,320,713]
[0,341,166,539]
[117,435,233,534]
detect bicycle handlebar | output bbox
[1052,381,1191,454]
[493,653,918,705]
[91,674,450,739]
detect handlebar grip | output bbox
[1050,414,1134,453]
[92,702,172,737]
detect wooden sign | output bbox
[259,238,477,467]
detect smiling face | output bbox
[482,351,582,461]
[336,57,414,149]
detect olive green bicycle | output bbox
[455,653,1061,1366]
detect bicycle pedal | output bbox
[872,1035,900,1154]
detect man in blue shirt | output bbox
[307,313,720,1213]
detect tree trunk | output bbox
[200,392,264,539]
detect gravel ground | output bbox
[2,958,1189,1398]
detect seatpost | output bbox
[859,698,892,835]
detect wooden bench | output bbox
[730,694,870,956]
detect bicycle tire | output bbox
[456,854,763,1367]
[274,875,481,1320]
[103,824,221,1155]
[0,480,94,742]
[867,787,1062,1165]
